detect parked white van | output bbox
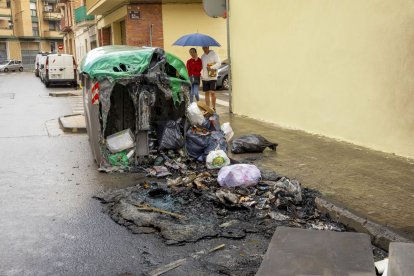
[34,52,49,77]
[40,54,77,88]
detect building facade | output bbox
[59,0,96,64]
[229,0,414,159]
[0,0,63,68]
[85,0,227,63]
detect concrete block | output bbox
[256,226,376,276]
[59,114,86,133]
[388,242,414,276]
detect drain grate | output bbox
[0,93,15,99]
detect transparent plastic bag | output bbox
[206,150,230,169]
[186,102,205,126]
[221,122,234,141]
[217,164,261,188]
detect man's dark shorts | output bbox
[202,80,217,92]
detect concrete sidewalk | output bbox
[211,104,414,241]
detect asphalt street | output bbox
[0,72,211,275]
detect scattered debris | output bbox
[108,151,130,167]
[231,134,278,154]
[148,244,225,276]
[133,203,185,220]
[148,258,187,276]
[146,166,171,178]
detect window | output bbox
[32,22,39,36]
[6,0,10,8]
[30,3,37,17]
[49,21,57,31]
[44,4,53,12]
[50,42,56,53]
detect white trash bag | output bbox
[206,150,231,169]
[218,164,261,188]
[221,122,234,141]
[186,102,205,126]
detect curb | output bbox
[315,197,412,251]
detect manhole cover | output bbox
[0,93,15,99]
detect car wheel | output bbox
[45,81,50,88]
[19,67,23,72]
[222,76,230,90]
[4,68,8,73]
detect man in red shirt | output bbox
[186,48,202,103]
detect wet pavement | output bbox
[216,110,414,241]
[1,72,412,275]
[0,73,207,275]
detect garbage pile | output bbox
[95,105,392,274]
[96,103,347,242]
[95,162,345,243]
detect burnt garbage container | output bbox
[79,46,190,168]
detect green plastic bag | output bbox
[109,151,129,166]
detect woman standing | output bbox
[186,48,202,103]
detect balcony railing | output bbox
[75,6,95,26]
[0,3,11,20]
[44,0,58,3]
[0,27,13,36]
[43,11,62,21]
[44,30,62,38]
[60,18,72,33]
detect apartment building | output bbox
[85,0,227,63]
[0,0,63,68]
[59,0,97,64]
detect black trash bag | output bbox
[205,131,228,156]
[201,113,221,131]
[158,120,184,150]
[231,134,277,154]
[186,128,210,161]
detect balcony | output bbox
[0,3,11,20]
[75,6,95,28]
[0,27,12,37]
[86,0,124,15]
[60,19,72,33]
[44,30,63,38]
[43,11,62,21]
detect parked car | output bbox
[79,46,190,166]
[40,54,77,88]
[216,59,229,90]
[0,60,23,72]
[34,52,49,77]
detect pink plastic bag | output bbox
[217,164,261,188]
